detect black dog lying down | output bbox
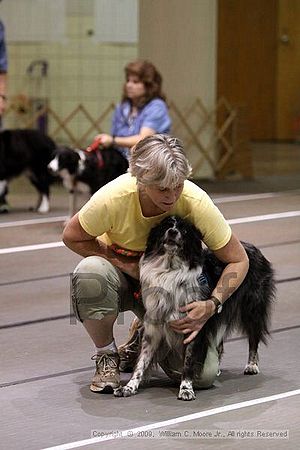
[114,215,276,400]
[0,129,56,213]
[48,146,128,216]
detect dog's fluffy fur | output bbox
[114,215,276,400]
[0,129,56,213]
[48,146,128,216]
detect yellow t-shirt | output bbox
[78,173,231,252]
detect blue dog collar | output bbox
[197,273,209,286]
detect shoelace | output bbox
[119,349,137,363]
[119,338,140,357]
[91,353,118,375]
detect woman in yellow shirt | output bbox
[63,134,249,394]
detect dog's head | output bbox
[144,215,204,269]
[48,147,85,175]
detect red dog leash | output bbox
[86,137,105,168]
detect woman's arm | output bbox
[95,98,171,150]
[169,233,249,344]
[63,213,140,279]
[95,126,155,150]
[209,233,249,303]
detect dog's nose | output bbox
[165,228,180,243]
[167,228,178,238]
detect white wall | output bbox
[139,0,217,177]
[1,0,137,144]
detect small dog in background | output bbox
[48,145,128,216]
[114,215,276,401]
[0,129,56,213]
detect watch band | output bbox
[210,295,222,314]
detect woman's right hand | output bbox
[105,243,140,279]
[94,133,114,148]
[120,259,140,280]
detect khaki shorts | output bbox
[71,256,145,322]
[72,256,219,388]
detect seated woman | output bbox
[93,59,172,159]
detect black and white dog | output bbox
[48,146,128,216]
[114,215,275,400]
[0,129,56,213]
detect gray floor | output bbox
[0,173,299,450]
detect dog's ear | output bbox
[181,220,204,267]
[144,224,162,256]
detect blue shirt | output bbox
[0,21,7,73]
[111,98,171,158]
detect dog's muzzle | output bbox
[48,157,59,173]
[163,228,182,251]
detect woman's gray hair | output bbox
[129,134,192,188]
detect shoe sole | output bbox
[90,383,120,394]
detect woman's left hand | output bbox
[169,300,214,344]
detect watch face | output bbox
[217,304,223,314]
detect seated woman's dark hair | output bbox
[122,60,166,106]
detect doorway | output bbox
[217,0,300,140]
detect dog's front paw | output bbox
[177,387,196,401]
[244,363,260,375]
[114,385,137,397]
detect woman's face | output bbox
[142,183,184,214]
[125,74,146,103]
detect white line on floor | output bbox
[1,210,300,255]
[212,191,299,204]
[0,216,68,228]
[228,210,300,224]
[0,241,65,254]
[41,388,300,449]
